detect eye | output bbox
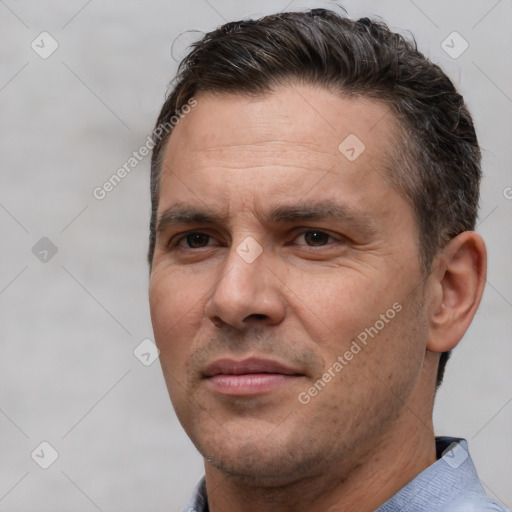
[175,232,213,249]
[295,230,336,247]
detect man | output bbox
[147,8,508,512]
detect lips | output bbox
[203,358,302,377]
[203,357,304,396]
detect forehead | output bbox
[159,85,405,219]
[166,85,393,163]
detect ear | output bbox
[427,231,487,353]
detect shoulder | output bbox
[377,438,509,512]
[440,494,510,511]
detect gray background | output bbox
[0,0,510,510]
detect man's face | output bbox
[149,85,431,485]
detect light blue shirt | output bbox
[183,437,509,511]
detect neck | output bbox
[205,415,436,512]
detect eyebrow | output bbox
[156,204,229,234]
[156,200,376,235]
[268,201,376,234]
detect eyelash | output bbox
[170,229,341,249]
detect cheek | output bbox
[298,300,426,432]
[149,269,205,421]
[285,264,425,388]
[150,265,204,327]
[149,267,206,372]
[284,266,388,346]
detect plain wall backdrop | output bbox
[0,0,511,510]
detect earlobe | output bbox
[427,231,487,353]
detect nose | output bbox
[204,241,286,330]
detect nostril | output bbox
[246,314,267,321]
[211,316,225,328]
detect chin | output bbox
[195,424,330,488]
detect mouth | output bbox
[203,357,305,397]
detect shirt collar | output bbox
[183,476,208,512]
[376,437,498,511]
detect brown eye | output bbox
[303,230,331,246]
[181,233,211,248]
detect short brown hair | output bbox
[148,8,482,386]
